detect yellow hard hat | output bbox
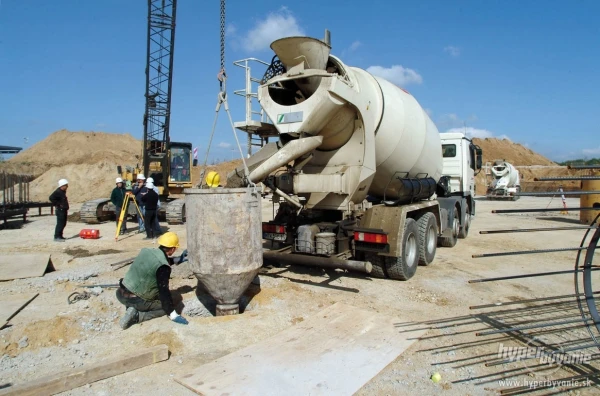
[205,171,220,188]
[157,231,180,248]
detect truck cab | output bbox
[435,132,483,244]
[439,132,483,198]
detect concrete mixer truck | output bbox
[227,33,483,281]
[486,159,521,200]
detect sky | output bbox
[1,0,599,162]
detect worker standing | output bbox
[141,181,159,240]
[132,174,147,233]
[49,179,69,242]
[146,177,162,236]
[116,232,189,330]
[111,177,128,235]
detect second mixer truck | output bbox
[228,32,482,281]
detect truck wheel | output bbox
[417,213,437,266]
[439,206,459,248]
[385,218,419,281]
[458,204,470,239]
[363,253,387,279]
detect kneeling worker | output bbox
[116,231,189,329]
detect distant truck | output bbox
[485,159,521,200]
[231,33,483,281]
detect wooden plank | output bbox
[0,254,54,281]
[0,293,39,323]
[0,344,169,396]
[175,303,426,396]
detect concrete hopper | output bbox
[270,36,331,97]
[185,188,262,316]
[270,36,331,70]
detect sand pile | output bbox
[472,138,556,166]
[1,129,142,176]
[0,130,142,203]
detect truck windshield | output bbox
[170,147,191,182]
[442,144,456,158]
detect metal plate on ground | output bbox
[0,293,39,328]
[0,254,54,281]
[175,302,426,396]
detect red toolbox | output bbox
[79,229,100,239]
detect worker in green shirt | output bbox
[116,231,189,329]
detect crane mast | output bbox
[143,0,177,195]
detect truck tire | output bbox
[384,218,419,281]
[458,203,470,239]
[363,253,387,279]
[439,206,459,248]
[417,212,437,266]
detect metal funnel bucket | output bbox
[185,187,263,316]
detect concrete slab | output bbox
[0,254,54,281]
[175,302,426,396]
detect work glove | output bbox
[177,249,188,264]
[169,311,189,325]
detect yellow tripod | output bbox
[115,192,144,242]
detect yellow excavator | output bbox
[80,142,196,225]
[80,0,196,225]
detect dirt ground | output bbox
[0,195,599,395]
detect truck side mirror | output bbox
[475,148,483,169]
[193,159,198,167]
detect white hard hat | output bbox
[137,174,146,180]
[146,177,154,183]
[116,177,123,183]
[146,181,155,189]
[58,179,69,187]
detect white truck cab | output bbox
[435,132,483,242]
[439,132,483,197]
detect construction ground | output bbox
[0,197,598,395]
[1,130,599,394]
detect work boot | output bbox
[119,307,139,330]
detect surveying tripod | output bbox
[115,192,144,241]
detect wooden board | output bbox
[0,254,54,281]
[0,293,39,324]
[175,302,426,396]
[0,344,169,396]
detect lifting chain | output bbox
[217,0,227,92]
[200,0,253,189]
